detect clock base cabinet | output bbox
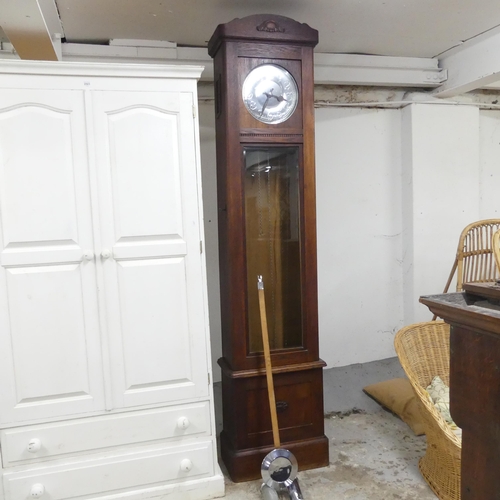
[219,364,330,482]
[0,61,224,500]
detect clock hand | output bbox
[260,90,278,117]
[260,88,288,117]
[260,96,271,117]
[263,89,288,104]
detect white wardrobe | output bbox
[0,60,224,500]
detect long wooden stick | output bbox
[258,275,281,448]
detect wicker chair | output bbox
[493,229,500,274]
[442,219,500,293]
[394,321,461,500]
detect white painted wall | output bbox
[199,99,500,381]
[315,107,404,367]
[401,104,481,324]
[479,110,500,217]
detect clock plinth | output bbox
[219,362,329,482]
[209,14,329,482]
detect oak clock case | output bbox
[209,14,329,482]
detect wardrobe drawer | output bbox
[1,402,211,467]
[2,440,214,500]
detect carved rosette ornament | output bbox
[256,19,285,33]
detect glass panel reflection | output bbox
[244,147,302,353]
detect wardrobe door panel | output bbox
[0,90,105,424]
[93,91,209,408]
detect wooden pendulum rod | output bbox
[257,274,280,448]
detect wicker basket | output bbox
[394,321,462,500]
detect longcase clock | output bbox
[208,14,329,482]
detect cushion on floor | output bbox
[363,377,425,436]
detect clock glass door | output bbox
[244,146,303,353]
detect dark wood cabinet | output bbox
[208,14,329,481]
[420,282,500,499]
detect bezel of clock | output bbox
[242,64,299,124]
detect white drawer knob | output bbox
[177,416,190,430]
[30,483,45,497]
[180,458,192,472]
[27,438,41,453]
[101,248,112,259]
[83,250,94,261]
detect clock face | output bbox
[242,64,299,124]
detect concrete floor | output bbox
[214,357,438,499]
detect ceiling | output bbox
[2,0,500,59]
[2,0,500,97]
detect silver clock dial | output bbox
[242,64,299,124]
